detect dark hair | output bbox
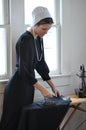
[36,17,54,25]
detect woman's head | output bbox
[32,6,54,37]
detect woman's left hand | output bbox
[52,87,60,97]
[46,79,60,97]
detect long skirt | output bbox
[0,70,34,130]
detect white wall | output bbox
[61,0,86,87]
[60,0,86,129]
[0,0,86,129]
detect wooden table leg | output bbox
[61,103,81,130]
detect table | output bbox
[61,94,86,130]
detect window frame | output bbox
[24,0,61,76]
[0,0,12,80]
[0,0,61,80]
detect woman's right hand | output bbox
[40,87,55,98]
[34,81,55,98]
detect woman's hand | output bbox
[33,81,55,98]
[40,87,55,98]
[46,79,60,97]
[51,86,60,97]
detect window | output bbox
[0,0,11,80]
[0,0,61,80]
[24,0,61,75]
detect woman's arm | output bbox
[33,81,55,98]
[46,79,60,97]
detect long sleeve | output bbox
[34,37,51,81]
[16,32,37,85]
[35,59,51,81]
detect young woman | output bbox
[0,6,60,130]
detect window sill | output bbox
[36,73,72,79]
[0,73,72,84]
[0,79,9,84]
[50,73,71,78]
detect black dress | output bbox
[0,31,51,130]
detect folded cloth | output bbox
[39,95,71,107]
[18,95,71,130]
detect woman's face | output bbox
[34,24,52,37]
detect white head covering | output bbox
[32,6,52,25]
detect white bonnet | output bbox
[32,6,52,25]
